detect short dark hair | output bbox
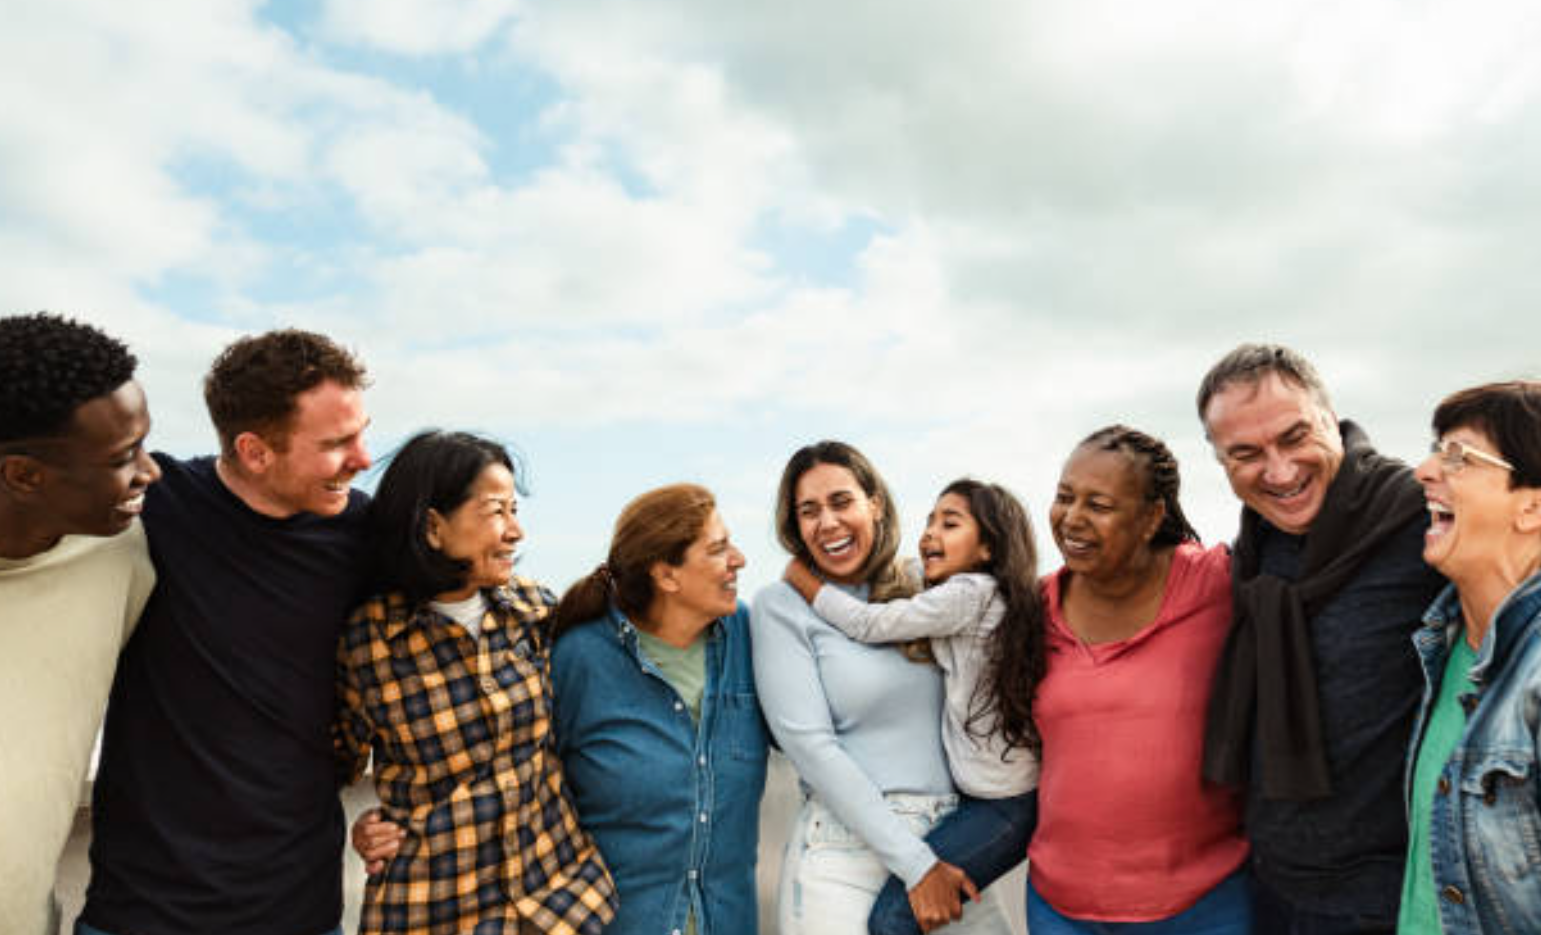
[1197,343,1331,427]
[367,430,523,604]
[1432,380,1541,489]
[1078,424,1200,547]
[203,329,367,456]
[0,312,137,445]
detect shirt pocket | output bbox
[1461,750,1541,885]
[716,691,769,764]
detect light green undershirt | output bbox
[635,628,707,935]
[1398,635,1478,935]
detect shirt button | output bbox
[674,701,684,712]
[1442,885,1465,905]
[699,812,708,823]
[1437,777,1451,795]
[688,870,698,881]
[698,755,707,766]
[481,676,499,694]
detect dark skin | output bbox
[0,381,158,559]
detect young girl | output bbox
[783,477,1045,935]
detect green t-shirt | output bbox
[636,628,707,723]
[634,628,707,935]
[1398,635,1479,935]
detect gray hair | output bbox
[1196,343,1332,428]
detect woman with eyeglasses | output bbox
[1397,380,1541,935]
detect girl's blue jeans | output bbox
[867,789,1038,935]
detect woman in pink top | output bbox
[1028,425,1250,934]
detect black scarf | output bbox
[1201,420,1425,800]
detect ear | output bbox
[977,542,992,564]
[651,561,681,595]
[869,491,884,517]
[232,431,275,475]
[424,508,445,550]
[1516,490,1541,536]
[0,454,47,497]
[1144,499,1168,542]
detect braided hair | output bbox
[1078,425,1200,546]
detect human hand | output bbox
[783,557,823,603]
[907,860,979,933]
[351,807,405,875]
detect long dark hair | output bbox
[1078,425,1199,546]
[945,478,1048,756]
[774,440,914,602]
[367,430,521,604]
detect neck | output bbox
[1075,545,1172,602]
[0,503,63,559]
[215,456,295,519]
[637,599,713,649]
[1455,549,1541,650]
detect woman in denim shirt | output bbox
[1399,381,1541,935]
[550,483,769,935]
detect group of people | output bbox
[3,311,1540,935]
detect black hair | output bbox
[367,430,522,604]
[1433,380,1541,489]
[1078,425,1200,547]
[0,312,137,445]
[943,478,1049,757]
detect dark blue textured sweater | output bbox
[1246,512,1445,919]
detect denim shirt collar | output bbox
[603,602,724,662]
[1422,570,1541,683]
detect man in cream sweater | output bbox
[0,313,160,935]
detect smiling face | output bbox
[1414,425,1533,584]
[35,380,160,538]
[427,462,523,600]
[657,509,745,622]
[1050,446,1164,580]
[918,492,991,585]
[1204,371,1344,535]
[794,462,882,584]
[249,379,371,518]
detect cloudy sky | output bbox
[3,0,1536,593]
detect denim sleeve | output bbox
[812,573,993,644]
[751,583,939,888]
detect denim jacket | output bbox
[1406,571,1541,935]
[551,602,768,935]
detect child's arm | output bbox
[813,573,995,644]
[783,557,824,603]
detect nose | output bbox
[505,515,525,543]
[134,448,162,487]
[1260,447,1296,484]
[728,546,746,570]
[347,438,372,472]
[1413,451,1442,487]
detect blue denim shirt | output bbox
[551,602,767,935]
[1406,571,1541,935]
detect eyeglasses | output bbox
[1431,438,1514,474]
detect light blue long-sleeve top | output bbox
[752,580,952,888]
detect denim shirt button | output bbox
[1442,885,1466,905]
[674,701,684,712]
[1483,789,1498,806]
[688,869,699,880]
[698,755,707,767]
[699,812,708,823]
[1437,776,1452,795]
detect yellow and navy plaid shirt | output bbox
[336,577,616,935]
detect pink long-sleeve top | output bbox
[1028,541,1248,922]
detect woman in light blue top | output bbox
[752,441,1013,935]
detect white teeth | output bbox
[822,537,854,555]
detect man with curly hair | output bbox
[79,328,373,935]
[0,312,159,935]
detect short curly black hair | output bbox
[1,312,138,445]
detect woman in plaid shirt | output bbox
[336,430,617,935]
